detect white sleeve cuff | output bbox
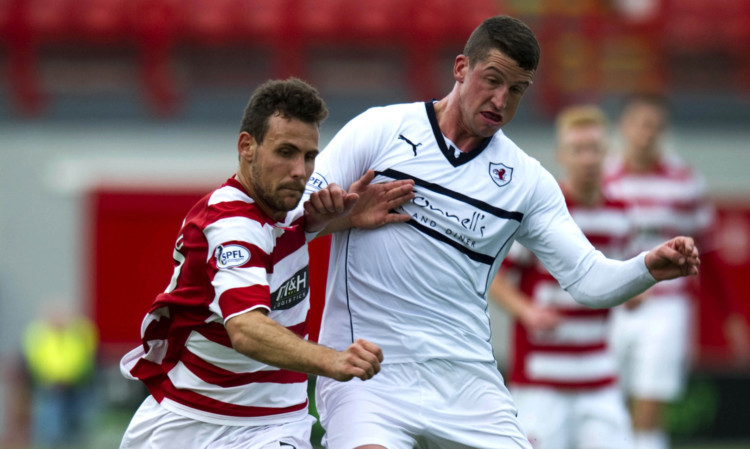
[565,251,656,309]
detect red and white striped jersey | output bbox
[603,153,714,296]
[504,191,631,389]
[120,176,311,426]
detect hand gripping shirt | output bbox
[120,177,311,426]
[306,101,619,364]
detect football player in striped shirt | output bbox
[491,105,634,449]
[119,78,413,449]
[603,94,712,449]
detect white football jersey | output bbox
[306,102,601,363]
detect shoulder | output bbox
[602,154,626,182]
[490,130,544,171]
[201,180,271,228]
[353,101,425,124]
[659,153,701,181]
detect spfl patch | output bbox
[215,244,250,269]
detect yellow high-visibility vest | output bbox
[22,317,98,386]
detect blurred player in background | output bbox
[305,16,700,449]
[604,94,711,449]
[490,105,633,449]
[118,78,412,449]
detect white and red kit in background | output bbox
[502,189,633,449]
[504,190,630,390]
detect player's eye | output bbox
[277,147,294,158]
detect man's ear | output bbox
[454,54,469,83]
[238,132,256,162]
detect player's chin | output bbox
[279,193,303,211]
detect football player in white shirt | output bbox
[305,16,701,449]
[490,105,634,449]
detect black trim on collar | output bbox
[424,101,493,167]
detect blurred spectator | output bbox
[21,301,98,448]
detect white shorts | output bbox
[511,385,633,449]
[609,295,692,401]
[316,359,531,449]
[120,395,316,449]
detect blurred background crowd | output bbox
[0,0,748,447]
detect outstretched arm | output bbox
[226,309,383,382]
[566,236,701,309]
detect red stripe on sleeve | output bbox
[219,284,271,318]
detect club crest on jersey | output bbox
[215,244,250,269]
[489,162,513,187]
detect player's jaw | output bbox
[275,181,307,209]
[250,160,309,217]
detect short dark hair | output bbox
[463,15,540,72]
[239,78,328,143]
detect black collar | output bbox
[424,101,493,167]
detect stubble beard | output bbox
[251,164,300,213]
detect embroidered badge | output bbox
[489,162,513,188]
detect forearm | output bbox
[308,215,352,237]
[566,251,656,308]
[226,311,338,378]
[489,272,531,319]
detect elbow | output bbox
[226,315,264,359]
[569,294,602,309]
[566,287,625,309]
[228,331,258,358]
[575,297,616,309]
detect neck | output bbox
[434,91,484,153]
[235,172,286,222]
[562,180,601,207]
[624,146,659,173]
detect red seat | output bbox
[233,0,290,40]
[293,0,348,41]
[181,0,235,44]
[72,0,128,42]
[453,0,503,40]
[27,0,73,39]
[341,0,405,40]
[128,0,181,116]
